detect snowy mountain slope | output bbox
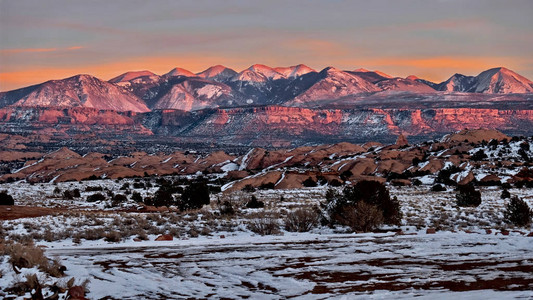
[231,64,286,82]
[289,67,380,104]
[436,73,478,92]
[274,64,316,78]
[436,67,533,93]
[468,67,533,93]
[109,71,158,83]
[2,75,150,112]
[376,77,436,92]
[1,65,532,114]
[197,65,238,82]
[351,69,393,83]
[151,77,243,111]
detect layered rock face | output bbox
[0,106,152,137]
[1,105,532,149]
[150,106,533,146]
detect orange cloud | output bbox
[368,56,503,69]
[0,54,249,91]
[337,56,531,82]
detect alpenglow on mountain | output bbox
[1,64,533,147]
[1,65,532,113]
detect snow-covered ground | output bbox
[40,232,533,299]
[1,179,533,298]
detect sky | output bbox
[0,0,532,91]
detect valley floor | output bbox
[43,231,533,299]
[1,181,532,299]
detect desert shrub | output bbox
[131,191,143,202]
[436,165,461,185]
[455,184,482,207]
[219,201,235,216]
[53,187,62,195]
[0,191,14,205]
[133,182,145,189]
[247,212,280,235]
[176,181,210,211]
[431,184,446,192]
[471,149,488,161]
[85,186,103,192]
[346,181,401,225]
[112,194,128,202]
[284,208,319,232]
[500,189,511,199]
[104,231,122,243]
[329,179,343,187]
[242,184,256,192]
[145,188,176,207]
[302,177,317,187]
[120,183,130,190]
[341,201,384,232]
[322,180,401,231]
[412,179,422,186]
[62,189,79,200]
[87,193,106,202]
[504,196,532,227]
[340,170,353,181]
[246,195,264,208]
[258,182,275,190]
[316,175,328,185]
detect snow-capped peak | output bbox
[274,64,316,78]
[247,64,285,80]
[353,68,392,79]
[471,67,533,93]
[197,65,237,81]
[165,67,196,77]
[109,71,157,83]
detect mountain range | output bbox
[0,64,533,149]
[1,65,532,113]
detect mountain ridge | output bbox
[1,65,532,114]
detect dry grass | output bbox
[1,240,65,277]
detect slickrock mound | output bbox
[223,171,283,192]
[274,171,319,189]
[0,151,43,162]
[1,129,531,190]
[1,149,235,183]
[442,129,510,143]
[479,174,501,184]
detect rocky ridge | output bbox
[1,130,531,195]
